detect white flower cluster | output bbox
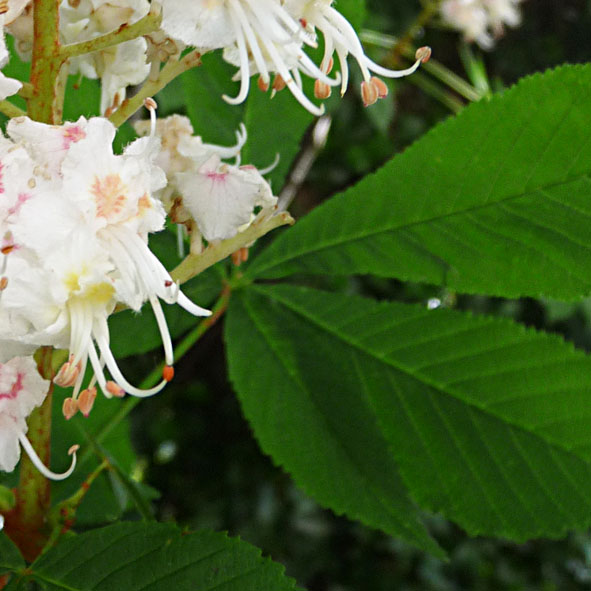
[0,105,282,477]
[134,115,277,244]
[0,113,214,423]
[0,1,426,481]
[6,0,429,115]
[440,0,524,49]
[160,0,430,114]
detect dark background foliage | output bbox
[127,2,591,589]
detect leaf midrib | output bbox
[250,170,591,276]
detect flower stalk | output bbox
[171,211,294,285]
[4,348,55,563]
[108,49,202,126]
[60,4,162,59]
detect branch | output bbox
[171,212,294,285]
[108,49,202,127]
[0,100,26,118]
[60,5,162,59]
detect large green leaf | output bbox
[25,523,300,590]
[229,284,591,541]
[247,64,591,300]
[226,289,442,556]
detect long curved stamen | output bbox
[229,0,271,86]
[201,123,248,161]
[268,0,316,47]
[315,12,368,77]
[361,52,426,79]
[244,0,295,45]
[87,340,113,398]
[223,2,252,105]
[258,152,280,175]
[258,33,325,116]
[94,318,168,397]
[149,295,174,366]
[17,431,78,481]
[297,50,341,87]
[110,227,211,316]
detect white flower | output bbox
[135,113,276,243]
[0,4,24,100]
[160,0,428,114]
[176,155,276,242]
[0,114,211,414]
[0,356,78,479]
[440,0,524,48]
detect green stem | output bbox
[108,49,202,127]
[42,460,109,554]
[0,101,26,118]
[17,83,34,99]
[28,0,63,123]
[5,348,55,563]
[171,212,294,285]
[409,71,464,113]
[60,6,162,59]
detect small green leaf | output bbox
[225,288,442,556]
[231,284,591,541]
[0,533,25,574]
[247,64,591,301]
[28,523,300,590]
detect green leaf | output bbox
[231,284,591,541]
[0,533,25,573]
[28,523,300,590]
[225,288,442,556]
[247,64,591,300]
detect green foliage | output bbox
[226,286,443,557]
[247,65,591,301]
[0,533,24,574]
[227,284,591,545]
[16,523,299,590]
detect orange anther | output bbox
[78,387,97,417]
[361,80,379,107]
[370,77,389,99]
[144,97,157,111]
[314,80,332,100]
[162,365,174,382]
[0,277,7,291]
[415,46,432,63]
[54,356,82,388]
[106,381,125,397]
[272,75,286,92]
[62,397,79,420]
[257,76,269,92]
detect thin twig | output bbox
[108,49,202,127]
[60,6,162,59]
